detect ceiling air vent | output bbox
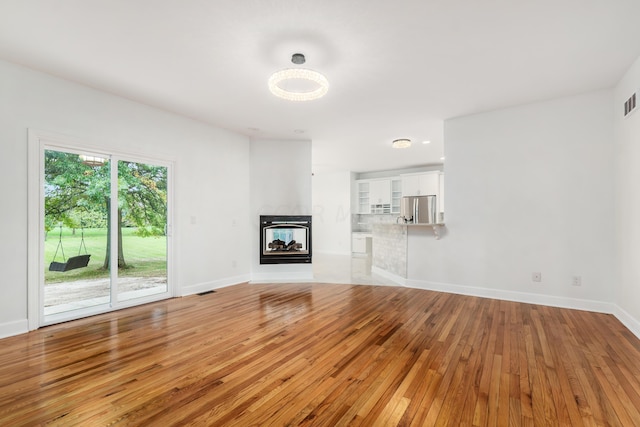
[624,92,637,118]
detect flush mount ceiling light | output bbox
[392,138,412,149]
[269,53,329,102]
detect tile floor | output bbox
[311,252,398,286]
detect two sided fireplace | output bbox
[260,215,312,264]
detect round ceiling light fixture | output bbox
[392,138,412,149]
[269,53,329,102]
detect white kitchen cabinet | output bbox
[357,181,370,214]
[401,171,445,220]
[391,179,402,214]
[420,173,439,196]
[400,174,420,197]
[401,172,439,196]
[369,179,391,204]
[370,179,391,214]
[355,177,401,215]
[352,233,372,254]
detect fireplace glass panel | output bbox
[263,226,309,255]
[259,215,312,264]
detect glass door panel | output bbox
[41,145,171,325]
[43,149,111,316]
[116,159,168,302]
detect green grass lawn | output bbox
[45,227,166,283]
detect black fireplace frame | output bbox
[260,215,312,264]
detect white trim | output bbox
[612,305,640,339]
[314,250,352,256]
[27,130,43,330]
[39,291,172,328]
[110,152,119,307]
[250,271,314,283]
[0,319,29,339]
[180,275,251,296]
[43,303,115,327]
[373,265,623,315]
[27,129,177,167]
[371,266,407,287]
[27,128,176,328]
[405,278,615,313]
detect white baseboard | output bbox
[0,319,29,339]
[401,276,640,340]
[314,250,352,256]
[405,278,615,313]
[5,274,639,342]
[612,305,640,339]
[371,266,407,287]
[250,271,314,283]
[372,267,636,327]
[180,274,251,297]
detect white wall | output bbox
[0,59,251,338]
[406,90,616,311]
[250,138,313,281]
[614,55,640,336]
[312,171,352,255]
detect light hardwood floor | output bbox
[1,282,640,426]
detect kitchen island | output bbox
[371,222,445,283]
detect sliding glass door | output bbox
[116,159,168,302]
[42,146,171,325]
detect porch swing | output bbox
[49,225,91,272]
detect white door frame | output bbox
[27,129,175,329]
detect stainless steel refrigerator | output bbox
[400,195,437,224]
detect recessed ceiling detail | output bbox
[268,53,329,102]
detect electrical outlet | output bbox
[572,276,582,286]
[232,260,237,268]
[532,272,541,282]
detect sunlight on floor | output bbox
[45,253,395,316]
[312,253,398,286]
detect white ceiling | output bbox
[1,1,640,173]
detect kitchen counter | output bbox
[393,222,445,239]
[371,222,446,282]
[371,224,408,278]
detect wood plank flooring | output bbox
[1,282,640,426]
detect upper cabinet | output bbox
[400,174,419,196]
[357,181,370,214]
[356,178,395,214]
[401,171,439,196]
[391,179,402,214]
[355,170,444,219]
[369,179,391,205]
[401,171,444,221]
